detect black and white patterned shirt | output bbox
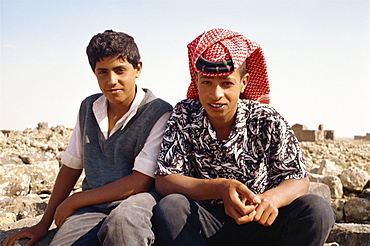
[156,99,307,202]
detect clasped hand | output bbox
[218,179,278,226]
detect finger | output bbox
[255,203,278,226]
[265,211,278,226]
[54,216,61,229]
[236,210,256,225]
[254,202,266,222]
[5,231,26,246]
[25,237,38,246]
[225,203,255,223]
[239,186,260,204]
[224,202,243,221]
[260,209,278,226]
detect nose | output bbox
[107,72,118,85]
[210,85,224,100]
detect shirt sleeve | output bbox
[155,102,193,176]
[267,111,307,183]
[61,114,83,170]
[132,111,171,178]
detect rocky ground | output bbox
[0,123,369,245]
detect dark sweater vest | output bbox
[78,89,172,211]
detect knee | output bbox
[297,194,335,227]
[108,192,158,225]
[155,194,190,219]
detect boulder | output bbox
[326,223,370,246]
[344,198,370,223]
[323,175,343,199]
[308,182,331,203]
[330,199,346,222]
[0,164,30,196]
[339,167,370,192]
[0,215,56,246]
[318,159,341,176]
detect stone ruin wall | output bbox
[292,124,335,142]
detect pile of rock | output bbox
[0,123,83,226]
[0,123,369,245]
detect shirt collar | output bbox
[205,99,247,142]
[93,86,145,138]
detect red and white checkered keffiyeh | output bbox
[186,28,270,104]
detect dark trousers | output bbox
[153,194,335,246]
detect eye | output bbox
[115,67,126,74]
[96,70,107,75]
[223,81,234,86]
[200,80,211,85]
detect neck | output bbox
[209,116,235,142]
[107,102,131,135]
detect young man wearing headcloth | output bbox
[153,28,334,246]
[4,30,172,246]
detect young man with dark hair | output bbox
[153,28,334,246]
[5,30,172,246]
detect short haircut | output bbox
[86,30,141,71]
[239,60,247,77]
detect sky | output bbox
[1,0,369,138]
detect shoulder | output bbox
[169,99,204,127]
[240,99,281,119]
[141,88,172,111]
[78,93,103,113]
[80,93,103,106]
[174,99,202,112]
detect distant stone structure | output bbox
[354,133,370,141]
[292,124,334,142]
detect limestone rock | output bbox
[340,167,370,192]
[308,173,325,183]
[0,164,30,196]
[330,199,346,222]
[308,182,331,203]
[26,160,60,194]
[326,223,370,246]
[359,188,370,199]
[344,198,370,223]
[318,159,340,176]
[0,215,56,246]
[323,175,343,199]
[0,195,47,225]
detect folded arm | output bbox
[156,173,260,224]
[54,170,153,227]
[253,176,310,226]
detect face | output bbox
[197,70,248,126]
[94,55,142,109]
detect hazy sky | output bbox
[1,0,369,138]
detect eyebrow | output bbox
[95,65,126,71]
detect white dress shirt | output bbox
[61,87,171,178]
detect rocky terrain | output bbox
[0,123,369,245]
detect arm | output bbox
[253,176,309,226]
[156,174,260,224]
[54,170,153,228]
[249,108,309,226]
[54,110,171,227]
[4,165,82,246]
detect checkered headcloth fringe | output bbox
[186,28,270,104]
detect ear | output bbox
[240,73,249,93]
[135,61,143,78]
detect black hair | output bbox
[86,30,141,71]
[239,60,247,77]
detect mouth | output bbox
[107,89,123,94]
[209,103,225,109]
